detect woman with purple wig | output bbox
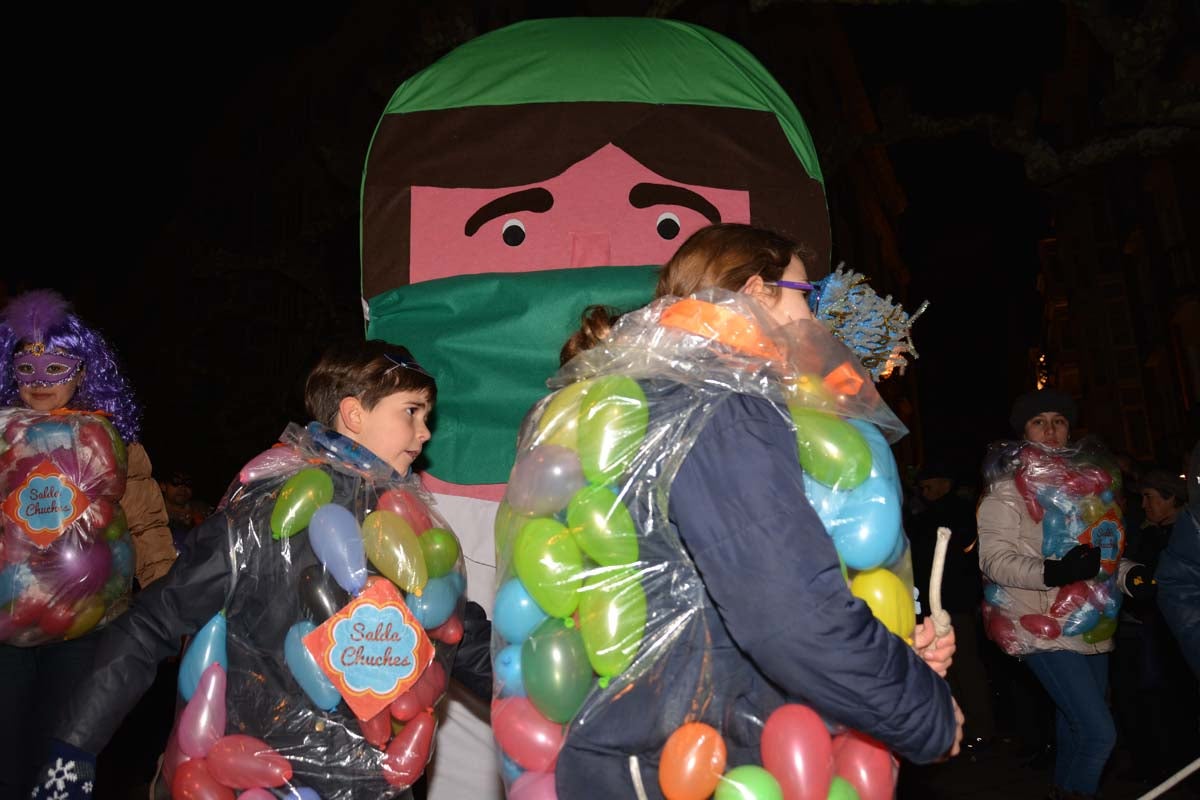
[0,289,176,794]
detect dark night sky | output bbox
[12,2,1076,499]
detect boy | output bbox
[36,339,491,800]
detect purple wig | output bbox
[0,290,142,442]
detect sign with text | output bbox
[2,459,90,548]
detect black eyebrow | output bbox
[629,183,721,224]
[464,187,554,236]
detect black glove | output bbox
[1125,564,1157,601]
[1043,544,1101,587]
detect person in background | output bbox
[1155,442,1200,680]
[157,468,212,556]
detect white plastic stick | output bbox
[929,527,953,637]
[1137,756,1200,800]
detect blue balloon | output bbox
[280,790,321,800]
[847,419,899,484]
[109,538,134,578]
[826,474,902,571]
[285,620,341,711]
[1062,604,1101,636]
[495,643,526,697]
[406,574,461,629]
[983,583,1012,609]
[884,533,907,568]
[499,750,525,782]
[494,578,549,645]
[1100,489,1114,504]
[179,612,228,701]
[308,503,367,595]
[0,564,33,607]
[24,421,73,452]
[1041,508,1074,558]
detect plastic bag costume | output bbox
[136,423,467,798]
[491,290,954,800]
[0,408,133,646]
[979,439,1126,656]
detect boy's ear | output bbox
[337,396,365,435]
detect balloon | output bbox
[849,569,915,641]
[237,791,276,800]
[494,501,527,566]
[567,485,639,566]
[658,722,726,800]
[522,618,594,723]
[534,380,591,450]
[577,566,646,681]
[284,620,341,711]
[308,504,367,595]
[826,777,860,800]
[781,373,837,411]
[362,510,427,594]
[790,409,871,491]
[510,770,559,800]
[1062,604,1101,636]
[278,789,321,800]
[507,445,587,517]
[103,505,128,541]
[832,732,894,800]
[298,565,351,624]
[496,643,527,697]
[162,722,189,787]
[577,375,649,485]
[406,573,462,629]
[1049,582,1091,617]
[206,734,292,789]
[1082,615,1117,644]
[714,765,783,800]
[983,606,1020,655]
[982,583,1011,609]
[270,468,334,539]
[419,528,461,579]
[1079,495,1104,525]
[492,696,565,772]
[383,708,436,788]
[761,704,834,800]
[390,660,448,721]
[0,564,33,607]
[64,595,106,640]
[377,488,433,534]
[500,751,525,783]
[172,758,235,800]
[808,475,901,572]
[178,662,227,759]
[495,578,550,645]
[360,706,392,749]
[1019,614,1062,640]
[109,536,134,578]
[429,612,464,645]
[40,538,112,602]
[513,517,583,619]
[179,613,228,702]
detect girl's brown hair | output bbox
[655,223,809,300]
[304,339,437,427]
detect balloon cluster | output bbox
[0,408,132,646]
[983,441,1124,656]
[163,427,466,798]
[492,357,914,799]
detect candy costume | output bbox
[492,290,954,799]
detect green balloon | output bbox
[513,517,584,618]
[270,468,334,539]
[521,617,595,723]
[95,415,127,469]
[1082,614,1118,644]
[419,527,461,578]
[827,776,861,800]
[577,375,649,485]
[567,486,639,566]
[790,409,872,490]
[578,567,646,680]
[714,765,783,800]
[104,506,129,541]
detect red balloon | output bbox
[761,704,834,800]
[38,602,75,637]
[377,489,433,534]
[361,706,392,749]
[390,660,448,721]
[429,613,464,645]
[162,722,190,787]
[1019,614,1062,640]
[832,731,896,800]
[1049,582,1091,617]
[205,735,292,789]
[9,593,48,627]
[172,758,235,800]
[492,697,565,772]
[383,708,437,787]
[984,610,1021,656]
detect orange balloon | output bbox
[658,722,728,800]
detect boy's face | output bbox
[351,390,433,475]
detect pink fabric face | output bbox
[408,144,750,284]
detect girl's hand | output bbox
[912,618,956,677]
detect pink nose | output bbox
[570,232,612,267]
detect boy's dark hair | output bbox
[304,339,436,428]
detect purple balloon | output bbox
[37,537,112,601]
[308,504,367,595]
[507,445,586,516]
[178,661,227,758]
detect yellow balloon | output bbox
[362,510,428,595]
[1079,496,1104,525]
[781,372,836,411]
[65,597,106,640]
[850,568,915,641]
[533,380,592,451]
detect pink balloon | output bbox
[205,734,292,789]
[172,758,235,800]
[1019,614,1062,640]
[238,447,303,484]
[761,704,834,800]
[832,732,896,800]
[361,706,392,749]
[383,708,436,788]
[179,663,227,758]
[1049,582,1091,617]
[510,770,558,800]
[492,697,565,772]
[235,791,276,800]
[377,489,433,534]
[162,720,191,786]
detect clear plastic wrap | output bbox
[162,423,466,799]
[981,438,1125,656]
[492,290,916,799]
[0,408,132,646]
